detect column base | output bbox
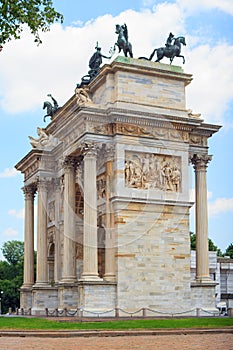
[33,282,50,288]
[21,283,34,289]
[80,273,102,281]
[61,277,77,284]
[193,276,217,285]
[103,273,116,282]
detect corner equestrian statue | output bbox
[149,34,186,64]
[43,94,60,122]
[114,23,133,58]
[139,34,186,65]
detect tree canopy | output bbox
[190,232,223,256]
[0,0,63,46]
[1,240,24,265]
[225,243,233,258]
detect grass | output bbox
[0,317,232,331]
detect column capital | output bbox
[63,156,78,170]
[190,153,212,171]
[22,184,36,200]
[37,177,49,191]
[81,142,97,158]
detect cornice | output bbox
[89,57,193,91]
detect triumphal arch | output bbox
[16,57,220,315]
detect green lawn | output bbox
[0,317,232,330]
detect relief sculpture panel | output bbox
[125,151,181,192]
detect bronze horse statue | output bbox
[43,94,60,122]
[114,24,133,58]
[149,36,186,64]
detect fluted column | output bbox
[62,157,77,283]
[54,178,61,283]
[191,153,212,282]
[81,143,99,280]
[36,179,48,285]
[22,185,36,288]
[104,144,116,281]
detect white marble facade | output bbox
[16,57,220,315]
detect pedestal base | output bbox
[191,280,218,316]
[78,281,117,317]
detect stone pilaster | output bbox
[62,157,77,283]
[81,143,100,280]
[104,144,116,281]
[36,178,48,285]
[191,153,212,282]
[22,185,36,288]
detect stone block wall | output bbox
[115,202,192,314]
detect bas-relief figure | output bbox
[125,151,181,192]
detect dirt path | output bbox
[0,333,232,350]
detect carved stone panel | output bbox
[125,151,181,192]
[97,173,106,199]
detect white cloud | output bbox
[186,44,233,125]
[8,209,24,219]
[2,228,19,238]
[209,197,233,216]
[0,168,18,178]
[177,0,233,16]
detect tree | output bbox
[0,0,63,47]
[0,240,37,313]
[225,243,233,258]
[1,240,24,265]
[190,232,223,256]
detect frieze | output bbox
[92,121,190,143]
[125,151,181,192]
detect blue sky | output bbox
[0,0,233,258]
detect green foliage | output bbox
[0,0,63,46]
[225,243,233,258]
[0,317,232,330]
[0,240,24,313]
[0,240,37,313]
[189,232,223,256]
[1,240,24,265]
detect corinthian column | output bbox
[104,144,116,281]
[62,157,77,283]
[191,153,212,282]
[36,178,48,285]
[22,185,36,288]
[81,143,99,280]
